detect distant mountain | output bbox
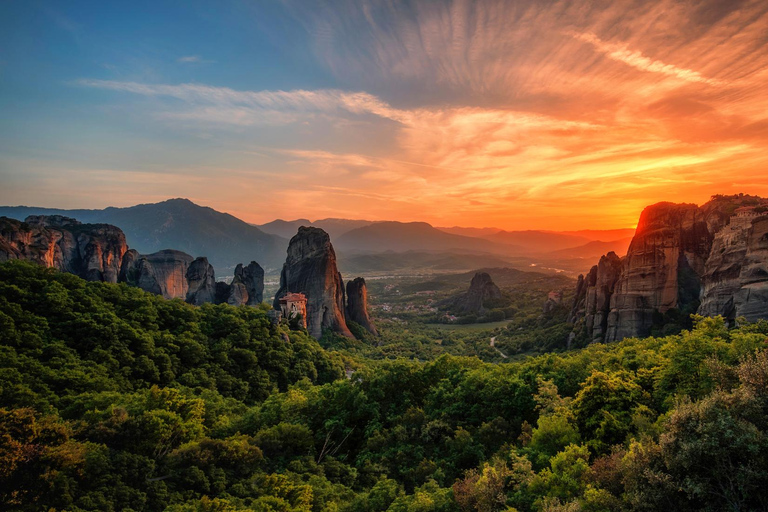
[556,228,636,240]
[548,237,633,259]
[257,219,313,239]
[0,199,286,271]
[256,218,374,241]
[313,219,375,240]
[436,226,503,237]
[485,230,591,253]
[335,221,513,254]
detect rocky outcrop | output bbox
[441,272,503,316]
[570,195,768,343]
[570,252,623,342]
[543,291,564,315]
[234,262,264,305]
[273,227,353,339]
[186,257,217,305]
[0,215,270,308]
[0,215,128,283]
[120,249,194,299]
[699,215,768,321]
[604,203,712,342]
[346,277,378,335]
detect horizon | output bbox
[2,1,768,230]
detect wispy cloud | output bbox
[177,55,215,64]
[573,32,723,85]
[49,0,768,229]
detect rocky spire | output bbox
[346,277,378,336]
[273,226,353,339]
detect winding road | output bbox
[489,336,508,359]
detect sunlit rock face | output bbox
[0,215,128,283]
[274,226,353,339]
[120,249,194,299]
[571,195,768,343]
[346,277,378,336]
[605,203,712,342]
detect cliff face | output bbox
[0,215,128,283]
[0,215,270,308]
[570,195,768,343]
[273,227,353,339]
[234,261,265,306]
[440,272,503,315]
[699,215,768,321]
[120,249,194,299]
[346,277,378,336]
[186,257,217,305]
[605,203,712,342]
[569,252,623,343]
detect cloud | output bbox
[78,79,412,125]
[59,0,768,229]
[573,32,724,86]
[177,55,201,63]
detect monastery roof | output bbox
[279,292,307,303]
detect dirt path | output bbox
[489,336,508,359]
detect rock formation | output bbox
[570,195,768,343]
[699,214,768,321]
[273,226,353,339]
[346,277,378,335]
[120,249,194,299]
[234,261,265,305]
[441,272,503,316]
[569,252,623,342]
[186,257,217,305]
[0,215,128,283]
[0,214,269,308]
[543,290,564,315]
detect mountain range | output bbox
[1,199,634,274]
[0,199,285,271]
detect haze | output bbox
[2,0,768,230]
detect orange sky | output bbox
[2,0,768,230]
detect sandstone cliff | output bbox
[1,215,270,308]
[273,227,353,339]
[570,195,768,343]
[0,215,128,283]
[120,249,194,299]
[346,277,378,336]
[699,214,768,322]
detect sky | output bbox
[2,0,768,230]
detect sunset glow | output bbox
[2,0,768,229]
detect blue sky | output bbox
[2,0,768,229]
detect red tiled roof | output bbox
[279,292,307,303]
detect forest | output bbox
[2,260,768,511]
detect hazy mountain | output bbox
[257,219,313,239]
[556,228,636,240]
[548,237,633,259]
[436,226,503,237]
[0,199,286,271]
[335,221,513,254]
[485,230,591,253]
[257,218,374,241]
